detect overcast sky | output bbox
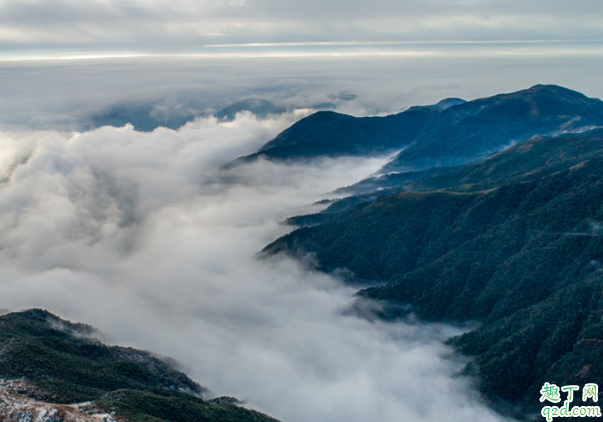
[1,0,603,58]
[0,0,602,131]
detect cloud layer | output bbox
[3,54,603,133]
[0,114,513,422]
[1,0,603,55]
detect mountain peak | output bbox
[508,84,596,102]
[408,97,467,111]
[238,85,603,167]
[8,308,56,321]
[433,97,466,109]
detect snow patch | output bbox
[0,379,121,422]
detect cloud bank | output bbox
[1,0,603,56]
[2,54,603,133]
[0,113,513,422]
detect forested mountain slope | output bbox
[0,309,279,422]
[264,131,603,415]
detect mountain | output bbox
[384,84,603,172]
[0,309,279,422]
[90,101,200,132]
[215,98,286,121]
[406,97,466,111]
[89,98,286,132]
[263,129,603,416]
[289,127,603,227]
[329,124,603,197]
[237,110,417,162]
[239,85,603,170]
[238,105,441,162]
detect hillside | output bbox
[238,108,437,162]
[290,127,603,227]
[264,131,603,415]
[240,85,603,171]
[0,309,279,422]
[383,84,603,171]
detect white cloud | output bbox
[2,54,603,133]
[0,115,513,422]
[0,0,602,55]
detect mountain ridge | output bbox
[262,125,603,418]
[239,85,603,174]
[0,308,280,422]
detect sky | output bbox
[2,53,603,133]
[1,0,603,57]
[1,0,603,131]
[0,1,602,421]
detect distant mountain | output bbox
[384,84,603,171]
[406,97,466,111]
[88,98,286,132]
[215,98,286,121]
[238,107,438,162]
[263,128,603,416]
[90,101,200,132]
[0,309,279,422]
[239,85,603,170]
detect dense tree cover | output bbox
[99,390,278,422]
[265,134,603,416]
[286,128,603,228]
[0,309,278,422]
[340,127,603,195]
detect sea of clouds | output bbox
[2,54,603,133]
[0,110,515,422]
[2,3,603,418]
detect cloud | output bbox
[2,54,603,133]
[1,0,603,56]
[0,114,513,422]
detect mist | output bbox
[0,111,515,422]
[2,52,603,132]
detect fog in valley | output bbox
[0,107,514,421]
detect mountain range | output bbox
[259,85,603,419]
[240,85,603,173]
[5,84,603,421]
